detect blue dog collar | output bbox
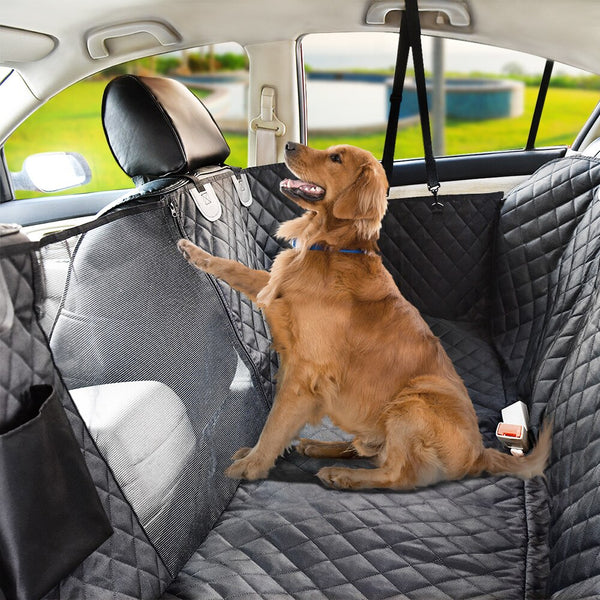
[291,239,373,255]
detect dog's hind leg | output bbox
[317,397,446,490]
[296,439,358,459]
[297,437,382,459]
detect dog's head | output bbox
[280,142,388,240]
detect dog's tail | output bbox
[474,422,552,480]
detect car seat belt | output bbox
[382,0,441,203]
[250,86,286,165]
[496,400,530,456]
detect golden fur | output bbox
[178,142,550,490]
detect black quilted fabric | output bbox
[8,151,600,598]
[427,317,508,447]
[0,252,54,425]
[167,444,549,600]
[0,251,171,600]
[543,277,600,598]
[492,156,600,597]
[163,165,549,599]
[381,193,502,322]
[492,156,600,400]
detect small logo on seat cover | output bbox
[191,183,222,222]
[231,173,253,207]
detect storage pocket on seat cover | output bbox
[0,385,113,600]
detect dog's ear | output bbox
[333,163,387,221]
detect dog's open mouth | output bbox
[280,178,325,202]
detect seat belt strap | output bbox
[406,0,440,197]
[250,86,286,165]
[382,0,440,199]
[382,14,410,184]
[255,129,276,165]
[526,59,554,150]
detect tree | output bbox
[502,61,525,77]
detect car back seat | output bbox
[99,76,552,599]
[4,73,600,599]
[491,154,600,597]
[166,146,600,599]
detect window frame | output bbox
[296,32,596,187]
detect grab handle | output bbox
[366,0,470,27]
[87,20,181,59]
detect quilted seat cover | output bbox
[166,156,600,598]
[6,152,600,599]
[161,165,549,599]
[0,250,170,600]
[166,426,549,600]
[493,155,600,597]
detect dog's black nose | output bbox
[285,141,299,152]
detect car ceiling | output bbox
[0,0,599,150]
[2,0,600,96]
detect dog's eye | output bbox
[330,153,342,164]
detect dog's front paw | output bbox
[317,466,355,489]
[231,446,253,460]
[225,448,272,480]
[177,239,213,271]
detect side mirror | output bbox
[11,152,91,193]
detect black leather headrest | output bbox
[102,75,230,181]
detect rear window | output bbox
[300,33,599,159]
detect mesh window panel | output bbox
[44,204,271,575]
[34,236,80,337]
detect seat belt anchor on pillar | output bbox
[250,86,286,165]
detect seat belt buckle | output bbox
[496,401,530,456]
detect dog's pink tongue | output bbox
[281,178,325,200]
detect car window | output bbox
[301,33,599,158]
[5,43,249,200]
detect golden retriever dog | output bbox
[178,142,550,490]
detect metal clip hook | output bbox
[429,184,443,213]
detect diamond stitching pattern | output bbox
[14,152,597,599]
[0,253,171,599]
[490,155,600,597]
[492,156,600,396]
[380,193,502,322]
[162,165,549,600]
[167,464,549,600]
[13,151,599,599]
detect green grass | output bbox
[7,80,133,198]
[306,87,600,157]
[5,80,598,199]
[5,79,247,199]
